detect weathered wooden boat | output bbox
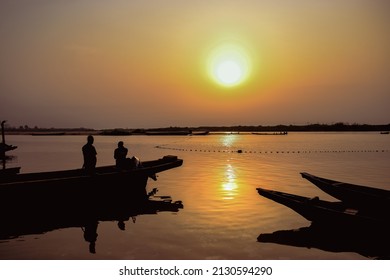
[256,187,386,228]
[0,155,183,211]
[300,172,390,212]
[258,224,390,259]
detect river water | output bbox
[1,132,389,259]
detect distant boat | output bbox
[256,187,386,228]
[380,131,389,134]
[190,130,209,136]
[0,155,183,211]
[252,131,288,135]
[300,172,390,213]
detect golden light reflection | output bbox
[221,134,238,149]
[221,163,238,200]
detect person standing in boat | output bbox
[82,135,97,174]
[114,141,128,169]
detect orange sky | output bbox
[1,1,389,128]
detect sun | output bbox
[207,43,251,87]
[215,60,242,85]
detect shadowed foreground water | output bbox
[1,132,389,259]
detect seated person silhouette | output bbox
[114,141,144,171]
[114,141,128,169]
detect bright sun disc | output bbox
[215,60,242,85]
[208,44,251,87]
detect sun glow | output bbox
[208,43,251,87]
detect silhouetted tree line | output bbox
[193,122,390,132]
[5,125,95,133]
[4,122,390,134]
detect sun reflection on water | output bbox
[221,134,238,150]
[221,163,238,200]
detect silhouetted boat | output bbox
[258,224,390,259]
[0,155,183,210]
[301,172,390,213]
[190,130,210,135]
[256,187,386,228]
[0,189,183,246]
[380,131,389,134]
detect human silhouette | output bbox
[82,135,97,174]
[83,221,99,254]
[113,141,144,171]
[114,141,128,169]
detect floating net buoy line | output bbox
[155,145,390,154]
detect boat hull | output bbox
[0,155,183,212]
[300,172,390,213]
[256,187,385,229]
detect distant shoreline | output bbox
[4,123,390,135]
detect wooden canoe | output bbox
[0,155,183,211]
[300,172,390,212]
[256,187,386,228]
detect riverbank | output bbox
[4,123,390,136]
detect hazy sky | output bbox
[1,0,389,129]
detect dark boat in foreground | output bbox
[300,172,390,212]
[258,224,390,259]
[0,155,183,211]
[256,187,386,228]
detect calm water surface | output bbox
[1,133,389,260]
